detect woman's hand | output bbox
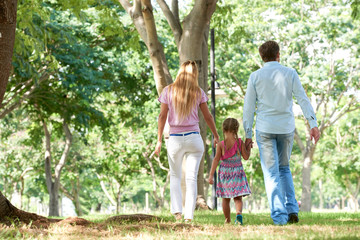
[213,135,220,147]
[208,176,214,185]
[155,141,162,156]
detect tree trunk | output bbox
[178,9,212,211]
[0,0,17,105]
[300,145,316,211]
[116,185,121,214]
[42,119,72,216]
[97,174,117,207]
[0,191,14,219]
[318,179,323,209]
[0,1,20,220]
[74,175,83,216]
[118,0,217,210]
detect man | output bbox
[243,41,320,225]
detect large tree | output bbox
[288,3,360,211]
[0,0,18,219]
[209,0,360,212]
[118,0,217,208]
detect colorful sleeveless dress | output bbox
[216,138,251,198]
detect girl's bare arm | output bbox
[241,139,251,160]
[208,144,222,184]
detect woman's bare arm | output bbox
[199,102,219,146]
[155,103,168,156]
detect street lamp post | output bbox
[210,28,217,210]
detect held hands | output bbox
[245,138,254,150]
[154,141,162,156]
[310,127,320,144]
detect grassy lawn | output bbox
[1,211,359,239]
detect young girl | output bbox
[208,118,251,224]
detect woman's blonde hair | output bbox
[168,60,201,121]
[222,118,240,156]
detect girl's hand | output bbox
[245,138,253,149]
[155,141,162,156]
[208,176,214,185]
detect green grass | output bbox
[1,211,359,239]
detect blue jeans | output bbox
[256,130,299,225]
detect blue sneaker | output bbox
[234,214,243,225]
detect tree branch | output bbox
[154,155,169,171]
[195,0,217,24]
[230,72,246,96]
[171,0,179,23]
[60,184,75,202]
[41,117,53,192]
[20,167,34,179]
[118,0,149,45]
[143,150,162,206]
[54,121,72,180]
[327,97,359,127]
[96,173,117,206]
[141,0,172,94]
[1,78,33,108]
[0,72,50,119]
[118,0,132,14]
[156,0,182,46]
[294,128,306,155]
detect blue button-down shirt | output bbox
[243,61,318,138]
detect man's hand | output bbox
[154,141,162,156]
[310,127,320,144]
[245,138,253,149]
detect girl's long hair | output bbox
[168,60,201,122]
[222,118,240,156]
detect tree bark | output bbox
[300,154,312,211]
[0,191,14,219]
[0,0,17,105]
[296,126,316,212]
[116,186,121,214]
[318,179,323,209]
[19,167,33,210]
[96,174,117,206]
[0,0,20,220]
[74,175,83,216]
[42,119,72,216]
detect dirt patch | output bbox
[1,210,162,231]
[0,207,60,229]
[120,222,203,231]
[106,214,161,224]
[56,217,93,227]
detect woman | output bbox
[155,60,219,223]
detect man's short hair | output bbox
[259,41,279,62]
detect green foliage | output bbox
[350,0,360,19]
[1,0,359,216]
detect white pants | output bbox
[166,133,204,220]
